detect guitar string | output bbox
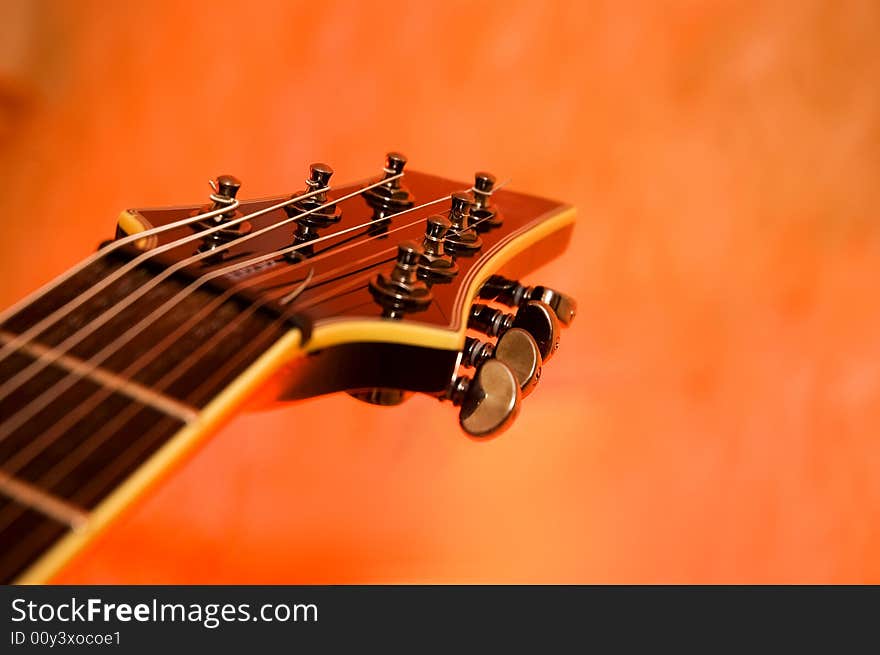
[0,174,404,406]
[0,229,499,538]
[0,173,399,370]
[0,188,505,530]
[0,269,381,534]
[0,171,391,328]
[0,195,503,530]
[0,182,340,363]
[0,271,385,541]
[38,196,501,474]
[129,204,502,413]
[185,205,510,410]
[0,180,506,453]
[0,205,456,480]
[0,196,244,327]
[0,173,501,386]
[0,203,501,500]
[0,194,451,441]
[0,204,503,531]
[69,272,380,512]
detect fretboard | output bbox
[0,251,296,582]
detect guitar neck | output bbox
[0,161,578,583]
[0,252,302,583]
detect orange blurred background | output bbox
[0,0,878,582]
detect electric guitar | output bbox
[0,153,576,583]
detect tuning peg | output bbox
[469,300,559,361]
[443,192,482,254]
[477,275,577,326]
[363,151,416,221]
[285,163,342,259]
[447,359,521,438]
[286,163,341,220]
[369,241,432,317]
[463,328,541,397]
[196,174,250,254]
[418,215,458,280]
[470,171,502,230]
[205,174,241,221]
[213,173,241,199]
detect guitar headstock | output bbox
[115,153,577,437]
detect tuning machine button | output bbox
[195,174,251,255]
[463,328,541,397]
[363,152,415,222]
[444,192,482,255]
[418,215,458,281]
[469,300,559,361]
[478,275,577,326]
[369,241,432,317]
[447,359,521,438]
[471,172,502,231]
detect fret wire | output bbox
[0,330,198,423]
[61,287,334,511]
[0,269,376,533]
[0,237,398,485]
[1,199,493,492]
[69,273,378,512]
[0,197,448,531]
[0,404,185,533]
[183,273,382,408]
[1,275,303,479]
[0,260,312,476]
[0,471,88,528]
[0,175,402,404]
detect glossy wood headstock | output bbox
[116,157,577,436]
